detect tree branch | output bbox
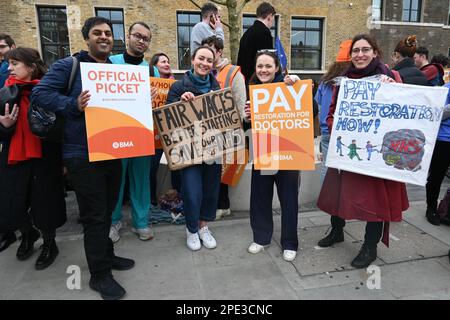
[211,0,227,6]
[187,0,230,29]
[239,0,252,13]
[187,0,202,10]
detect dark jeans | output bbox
[181,163,221,233]
[250,169,300,251]
[65,158,122,278]
[426,140,450,211]
[331,215,383,246]
[217,183,230,210]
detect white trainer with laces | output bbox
[186,229,201,251]
[283,250,297,262]
[109,221,122,243]
[198,225,217,249]
[131,227,154,241]
[248,242,265,254]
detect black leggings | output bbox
[331,215,383,246]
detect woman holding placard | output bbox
[244,51,301,262]
[166,46,221,251]
[317,34,409,269]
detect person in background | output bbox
[245,51,301,262]
[237,2,276,90]
[0,33,17,253]
[166,46,221,251]
[31,16,135,300]
[414,46,445,86]
[201,35,247,220]
[391,35,428,86]
[317,34,409,269]
[190,2,224,55]
[314,39,351,184]
[108,21,157,243]
[0,47,66,270]
[149,52,181,208]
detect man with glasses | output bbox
[109,22,159,244]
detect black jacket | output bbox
[392,57,429,86]
[237,20,273,86]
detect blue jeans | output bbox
[320,134,330,185]
[181,163,221,233]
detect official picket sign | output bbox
[153,88,245,170]
[249,80,315,170]
[326,78,448,186]
[150,77,176,149]
[80,63,154,162]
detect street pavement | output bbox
[0,181,449,300]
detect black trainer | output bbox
[112,256,135,271]
[351,244,377,269]
[16,228,40,261]
[0,232,17,253]
[89,275,126,300]
[35,239,59,270]
[317,228,344,247]
[440,214,450,226]
[426,208,441,226]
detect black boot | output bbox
[35,239,59,270]
[317,228,344,247]
[89,274,126,300]
[426,208,440,226]
[351,243,377,269]
[440,214,450,226]
[0,232,17,253]
[112,255,135,271]
[16,228,40,261]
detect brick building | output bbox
[370,0,450,67]
[0,0,375,80]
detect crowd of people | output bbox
[0,1,449,300]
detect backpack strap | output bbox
[66,56,79,95]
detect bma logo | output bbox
[273,154,293,161]
[112,141,135,149]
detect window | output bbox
[177,11,201,70]
[290,18,323,70]
[448,4,450,25]
[95,8,125,54]
[242,14,279,45]
[37,6,70,67]
[402,0,422,22]
[372,0,383,21]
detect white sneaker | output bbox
[248,242,265,254]
[283,250,297,262]
[215,208,232,220]
[109,221,122,243]
[186,229,201,251]
[198,226,217,249]
[131,227,154,241]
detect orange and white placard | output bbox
[81,63,154,161]
[250,80,315,170]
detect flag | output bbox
[275,37,288,71]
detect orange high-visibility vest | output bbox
[216,64,241,89]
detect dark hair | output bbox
[431,54,449,68]
[201,36,224,51]
[394,35,417,58]
[415,46,429,59]
[151,53,170,66]
[256,2,276,19]
[81,17,113,40]
[191,46,216,60]
[321,61,351,82]
[351,34,383,60]
[129,21,151,35]
[201,2,219,19]
[0,33,15,47]
[249,51,281,84]
[6,47,47,80]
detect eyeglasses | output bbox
[131,33,151,43]
[0,45,9,49]
[351,47,373,54]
